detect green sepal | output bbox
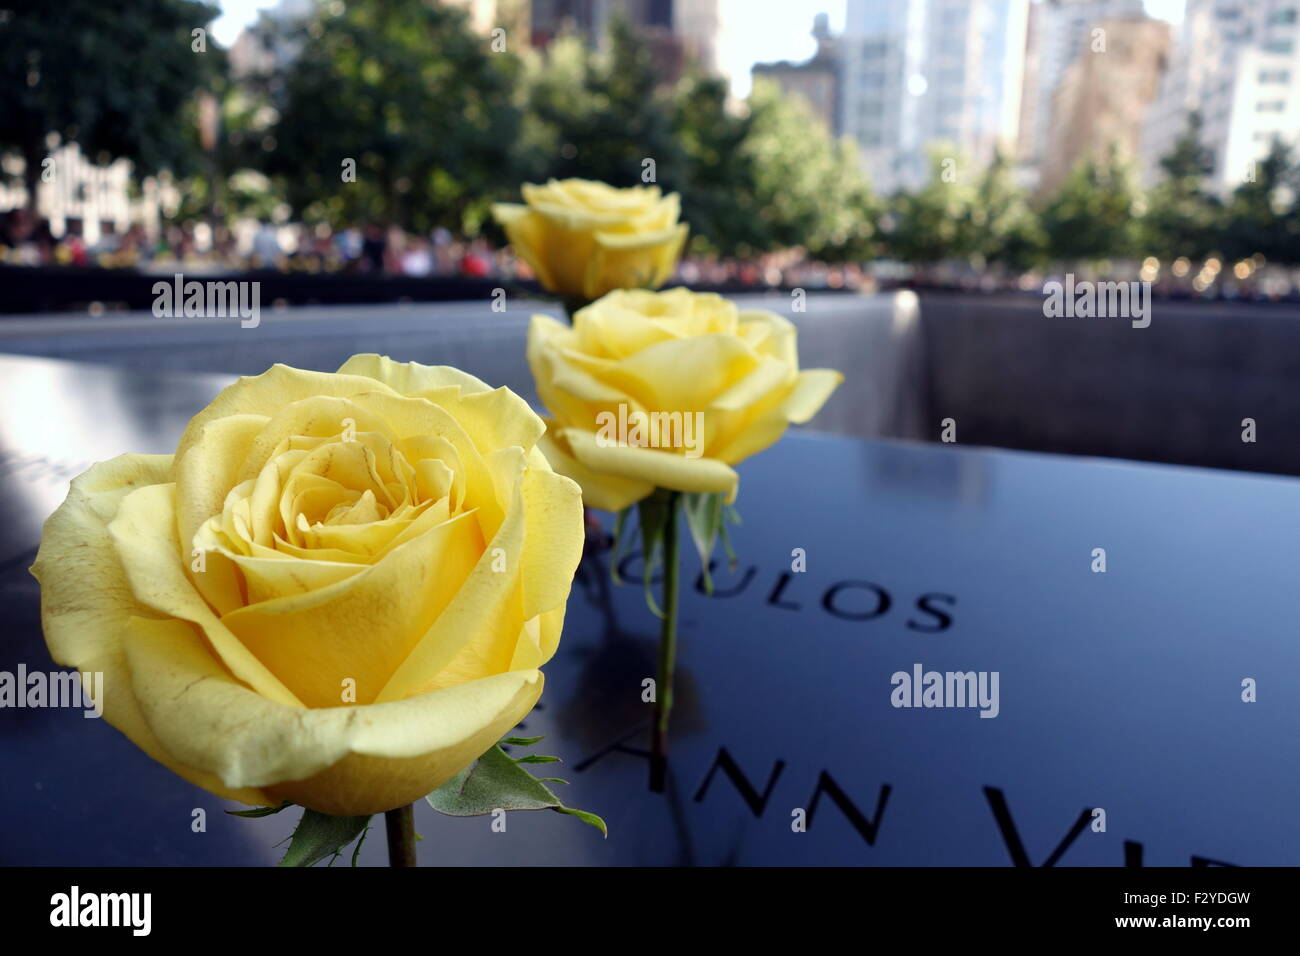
[555,806,607,833]
[349,824,371,867]
[225,800,293,818]
[609,506,634,585]
[425,744,607,837]
[682,492,726,593]
[501,735,545,746]
[720,502,741,571]
[277,808,372,867]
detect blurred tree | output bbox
[966,150,1046,272]
[1140,112,1223,261]
[519,19,685,192]
[739,79,877,262]
[669,73,759,257]
[256,0,522,234]
[1219,138,1300,265]
[0,0,222,219]
[886,149,978,265]
[1040,146,1140,265]
[520,35,876,262]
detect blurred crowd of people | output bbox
[5,209,1295,300]
[0,209,874,291]
[0,210,510,279]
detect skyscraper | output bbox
[1141,0,1300,194]
[530,0,720,80]
[1015,0,1145,185]
[839,0,1029,195]
[1037,15,1170,195]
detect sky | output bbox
[717,0,846,99]
[212,0,276,46]
[213,0,1189,100]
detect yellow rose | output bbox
[31,355,583,816]
[492,178,688,301]
[527,288,843,511]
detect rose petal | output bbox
[561,427,738,499]
[123,616,543,815]
[32,455,271,805]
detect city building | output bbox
[1141,0,1300,195]
[1016,0,1145,188]
[751,14,841,134]
[839,0,1029,195]
[530,0,720,80]
[1037,15,1170,195]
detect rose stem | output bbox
[384,803,418,867]
[650,490,681,793]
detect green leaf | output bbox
[501,735,545,747]
[610,506,635,585]
[720,503,741,572]
[277,809,373,867]
[425,745,606,838]
[682,492,725,593]
[427,745,564,815]
[350,824,371,867]
[514,754,560,764]
[554,806,608,837]
[226,801,293,818]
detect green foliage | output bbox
[277,808,372,867]
[1219,137,1300,264]
[739,79,878,261]
[519,19,685,192]
[1040,145,1140,266]
[681,491,725,593]
[610,489,739,607]
[671,74,759,257]
[886,149,978,265]
[1140,113,1223,261]
[426,743,607,837]
[967,151,1046,272]
[256,0,523,233]
[13,1,1295,273]
[0,0,222,212]
[517,38,875,261]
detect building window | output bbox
[1264,40,1295,54]
[1256,99,1286,112]
[1259,69,1291,83]
[1268,9,1297,25]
